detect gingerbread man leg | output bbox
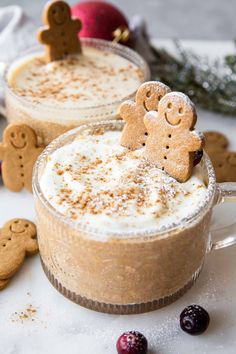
[24,171,33,193]
[2,163,23,192]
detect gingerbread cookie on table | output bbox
[144,92,204,182]
[120,81,171,150]
[0,124,44,193]
[37,0,82,62]
[203,131,236,182]
[204,131,229,155]
[210,151,236,182]
[0,279,9,290]
[0,219,38,281]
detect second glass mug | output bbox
[1,38,150,145]
[33,121,236,315]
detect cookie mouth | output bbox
[143,100,158,112]
[10,141,27,149]
[143,101,149,111]
[165,112,181,126]
[10,225,25,234]
[54,15,67,25]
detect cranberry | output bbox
[116,331,148,354]
[193,150,203,166]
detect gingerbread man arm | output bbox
[181,131,203,152]
[0,143,5,160]
[72,18,82,32]
[144,111,158,133]
[37,28,53,45]
[120,101,137,124]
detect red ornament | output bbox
[71,1,131,45]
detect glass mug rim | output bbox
[33,120,217,240]
[4,38,150,113]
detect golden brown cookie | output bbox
[211,151,236,182]
[144,92,204,182]
[37,0,82,62]
[204,131,229,155]
[0,124,44,193]
[120,81,171,150]
[0,219,38,280]
[0,279,10,290]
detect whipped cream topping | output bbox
[40,129,208,238]
[7,47,143,108]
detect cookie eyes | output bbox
[21,133,26,139]
[146,90,151,98]
[53,6,65,15]
[178,107,183,114]
[167,102,172,109]
[11,132,15,138]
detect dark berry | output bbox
[193,150,203,166]
[180,304,210,335]
[116,331,148,354]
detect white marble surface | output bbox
[0,41,236,354]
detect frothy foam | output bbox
[40,129,208,237]
[7,47,143,109]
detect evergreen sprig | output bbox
[150,40,236,115]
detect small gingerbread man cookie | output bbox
[204,131,229,155]
[144,92,204,182]
[0,219,38,280]
[120,81,171,150]
[37,0,82,62]
[0,124,44,193]
[211,151,236,182]
[0,279,10,290]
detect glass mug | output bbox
[33,121,236,315]
[2,38,150,145]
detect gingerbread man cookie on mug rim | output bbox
[37,0,82,62]
[144,92,204,182]
[120,81,171,150]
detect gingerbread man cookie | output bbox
[0,124,44,193]
[0,279,9,290]
[120,81,171,150]
[0,219,38,280]
[144,92,204,182]
[211,151,236,182]
[204,131,229,155]
[37,0,82,62]
[204,131,236,182]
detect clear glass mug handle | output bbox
[210,182,236,251]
